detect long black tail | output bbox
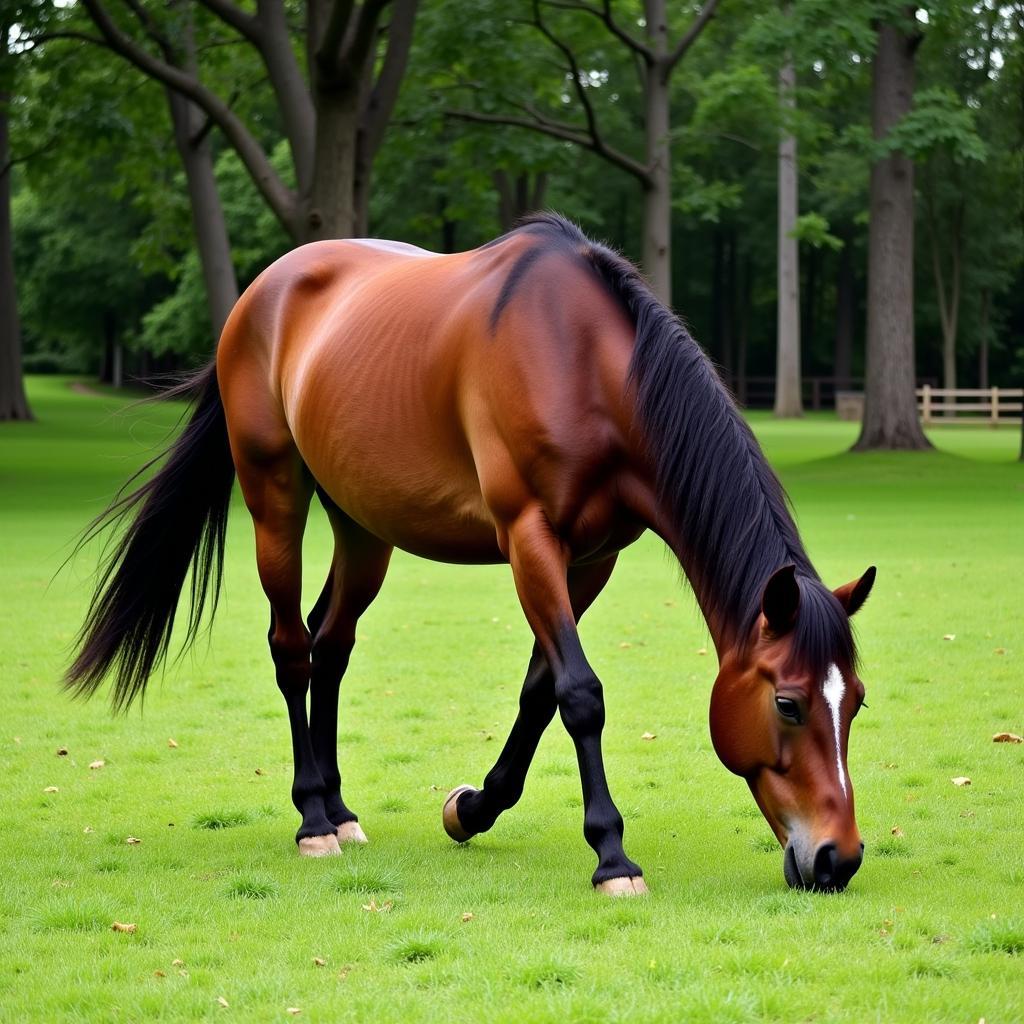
[66,363,236,711]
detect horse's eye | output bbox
[775,696,802,723]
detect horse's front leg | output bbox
[506,507,644,893]
[445,556,618,840]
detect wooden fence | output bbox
[917,386,1023,425]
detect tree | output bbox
[775,38,801,417]
[77,0,419,244]
[450,0,720,303]
[855,7,931,451]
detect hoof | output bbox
[337,821,368,844]
[443,785,477,843]
[594,876,648,897]
[297,833,342,857]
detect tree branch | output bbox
[316,0,355,78]
[666,0,720,70]
[448,108,650,183]
[541,0,654,62]
[340,0,390,80]
[81,0,297,234]
[194,0,262,43]
[358,0,417,164]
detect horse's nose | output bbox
[812,841,864,891]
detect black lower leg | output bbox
[457,645,557,835]
[308,639,357,827]
[272,632,336,842]
[556,658,642,885]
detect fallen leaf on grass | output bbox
[697,647,707,656]
[993,647,1006,655]
[951,776,971,787]
[154,970,166,978]
[57,747,68,756]
[89,760,105,770]
[641,732,656,741]
[942,634,956,641]
[217,996,229,1008]
[111,921,136,933]
[461,912,474,922]
[83,826,94,834]
[43,786,59,794]
[168,738,179,748]
[992,732,1022,744]
[125,836,142,845]
[312,957,326,967]
[338,965,353,981]
[172,959,185,967]
[255,768,266,776]
[891,825,905,837]
[361,899,392,913]
[619,642,633,649]
[286,1010,301,1016]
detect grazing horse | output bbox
[68,214,875,895]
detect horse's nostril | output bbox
[813,841,863,891]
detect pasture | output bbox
[1,376,1021,1023]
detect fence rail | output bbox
[917,386,1023,425]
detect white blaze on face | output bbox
[822,663,847,798]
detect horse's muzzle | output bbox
[784,840,864,892]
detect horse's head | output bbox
[709,564,876,892]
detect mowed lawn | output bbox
[1,376,1021,1024]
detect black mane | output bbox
[511,213,855,675]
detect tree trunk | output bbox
[854,14,931,450]
[643,0,672,305]
[775,57,802,417]
[834,231,855,391]
[306,89,359,241]
[494,171,548,231]
[737,252,751,406]
[165,10,238,342]
[0,89,33,421]
[978,287,990,389]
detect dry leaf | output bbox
[172,959,185,968]
[178,970,189,978]
[255,768,265,776]
[286,1010,301,1016]
[43,786,59,794]
[89,759,105,770]
[154,970,166,978]
[83,826,94,834]
[891,825,905,837]
[993,647,1006,655]
[217,996,229,1008]
[619,642,633,649]
[942,634,956,641]
[111,921,137,933]
[312,957,326,967]
[168,738,179,748]
[361,899,393,913]
[461,912,474,922]
[338,965,353,981]
[125,836,142,845]
[951,776,972,787]
[57,747,68,756]
[641,731,657,741]
[697,647,707,656]
[992,732,1023,744]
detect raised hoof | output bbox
[297,833,342,857]
[337,821,368,844]
[594,876,649,897]
[442,785,477,843]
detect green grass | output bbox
[1,376,1022,1023]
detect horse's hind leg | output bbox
[236,449,339,855]
[306,496,393,844]
[445,556,618,841]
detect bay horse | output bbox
[68,214,874,895]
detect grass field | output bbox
[1,376,1022,1023]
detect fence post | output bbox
[991,386,999,427]
[921,384,931,425]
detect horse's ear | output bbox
[761,564,800,636]
[834,566,876,617]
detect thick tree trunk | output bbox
[855,15,931,450]
[737,253,751,405]
[494,171,548,231]
[978,288,990,389]
[775,58,802,417]
[306,89,359,241]
[0,91,33,421]
[834,232,855,391]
